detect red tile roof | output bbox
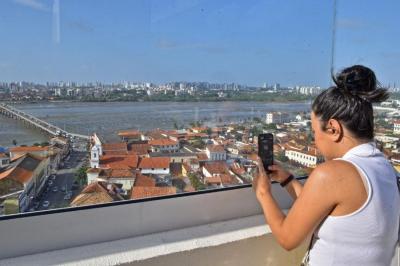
[0,154,43,184]
[102,143,127,151]
[149,139,178,146]
[100,155,139,169]
[71,182,122,207]
[203,161,229,175]
[206,145,225,152]
[131,186,176,199]
[118,130,141,137]
[10,146,49,152]
[129,144,150,155]
[0,153,8,158]
[138,157,170,169]
[197,153,209,161]
[108,169,135,179]
[134,174,156,187]
[205,174,238,186]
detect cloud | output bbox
[13,0,49,12]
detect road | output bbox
[35,150,88,211]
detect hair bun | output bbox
[333,65,388,103]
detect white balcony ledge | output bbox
[0,179,397,266]
[0,214,308,266]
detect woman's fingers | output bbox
[268,164,280,172]
[256,157,267,176]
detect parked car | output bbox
[52,186,58,192]
[61,186,66,192]
[50,175,56,181]
[48,180,53,186]
[42,201,50,208]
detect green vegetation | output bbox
[188,173,206,191]
[190,137,206,149]
[75,166,88,187]
[4,198,19,215]
[76,91,312,103]
[172,178,186,191]
[275,151,289,163]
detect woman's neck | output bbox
[331,137,371,160]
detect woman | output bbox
[253,65,400,265]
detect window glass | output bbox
[1,1,397,216]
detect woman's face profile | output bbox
[311,112,331,159]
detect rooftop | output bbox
[138,157,170,169]
[149,139,178,146]
[9,146,49,152]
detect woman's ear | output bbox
[327,119,342,142]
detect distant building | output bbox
[0,154,50,213]
[138,157,170,175]
[265,112,290,124]
[130,173,176,199]
[148,139,179,153]
[9,146,50,160]
[206,145,226,161]
[90,134,103,168]
[70,182,124,207]
[202,161,238,187]
[393,121,400,134]
[0,153,10,168]
[117,130,142,142]
[285,146,324,168]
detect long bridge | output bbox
[0,103,89,140]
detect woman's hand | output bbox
[253,156,272,199]
[267,163,292,184]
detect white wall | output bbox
[0,183,296,259]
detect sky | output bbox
[0,0,399,87]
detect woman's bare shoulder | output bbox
[307,160,359,190]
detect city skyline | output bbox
[0,0,399,86]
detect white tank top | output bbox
[309,142,400,266]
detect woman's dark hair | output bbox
[312,65,389,140]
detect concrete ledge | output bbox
[0,214,273,266]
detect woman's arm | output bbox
[253,159,340,251]
[267,164,303,200]
[284,179,303,200]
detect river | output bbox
[0,101,311,147]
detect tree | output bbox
[172,178,186,191]
[188,173,206,191]
[263,123,277,130]
[276,151,289,162]
[75,166,88,187]
[191,137,205,149]
[253,117,262,124]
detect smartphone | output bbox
[258,133,273,172]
